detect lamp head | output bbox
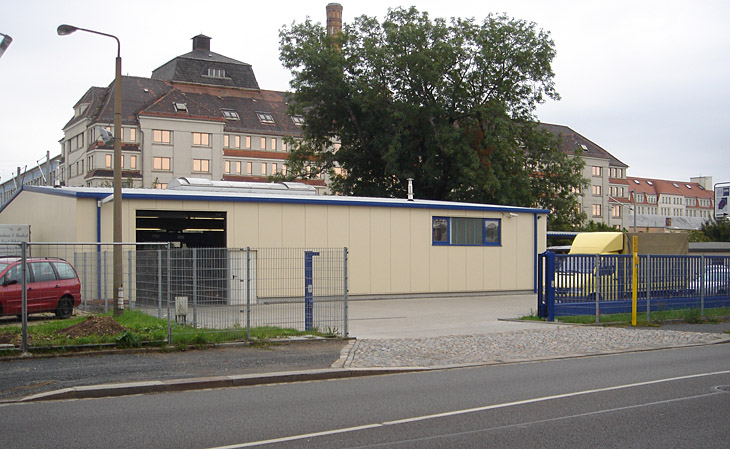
[57,24,78,36]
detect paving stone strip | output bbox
[342,327,730,368]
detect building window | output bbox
[153,157,171,171]
[206,68,226,78]
[592,166,602,177]
[272,163,278,174]
[130,155,137,169]
[192,132,211,147]
[291,115,304,126]
[271,138,277,151]
[173,102,188,112]
[225,160,230,174]
[246,161,252,175]
[233,161,241,174]
[611,205,622,218]
[260,137,266,150]
[592,204,602,217]
[129,128,136,142]
[153,130,172,144]
[257,112,275,124]
[432,217,501,246]
[261,162,267,175]
[105,154,112,168]
[224,135,241,149]
[193,159,210,173]
[243,136,251,149]
[154,182,167,190]
[221,109,239,120]
[592,185,601,196]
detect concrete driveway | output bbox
[347,294,558,339]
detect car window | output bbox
[53,262,77,280]
[31,262,57,282]
[4,263,30,284]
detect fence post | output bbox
[103,250,109,314]
[700,254,705,318]
[21,242,28,353]
[546,251,555,321]
[343,247,349,337]
[157,249,162,319]
[192,248,198,328]
[128,249,133,310]
[82,251,88,308]
[166,244,172,345]
[646,255,652,322]
[595,255,601,323]
[246,247,251,341]
[304,251,320,331]
[537,253,544,318]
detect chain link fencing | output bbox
[0,243,348,352]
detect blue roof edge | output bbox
[20,186,550,215]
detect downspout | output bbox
[534,213,539,293]
[97,199,103,300]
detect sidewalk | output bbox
[2,294,729,403]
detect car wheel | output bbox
[55,296,74,319]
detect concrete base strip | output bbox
[18,368,424,403]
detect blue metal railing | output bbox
[538,253,730,320]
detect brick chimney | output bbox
[192,34,211,51]
[326,3,343,36]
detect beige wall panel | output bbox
[369,208,392,293]
[465,247,485,290]
[389,210,412,293]
[428,246,449,292]
[483,247,502,290]
[258,203,283,247]
[347,207,372,294]
[409,210,430,293]
[447,245,467,291]
[499,217,518,289]
[282,204,306,247]
[0,192,78,243]
[232,203,260,247]
[325,206,349,247]
[304,205,328,247]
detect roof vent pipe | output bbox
[407,178,414,201]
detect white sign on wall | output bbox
[716,184,729,219]
[0,224,30,256]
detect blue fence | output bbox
[538,252,730,321]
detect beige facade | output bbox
[0,186,548,297]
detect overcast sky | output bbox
[1,0,728,187]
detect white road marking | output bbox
[206,369,730,449]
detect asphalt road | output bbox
[0,339,346,401]
[2,343,728,448]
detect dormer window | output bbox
[174,102,188,112]
[75,103,89,117]
[257,112,275,124]
[221,109,240,120]
[206,68,226,78]
[291,115,304,126]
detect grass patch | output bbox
[0,309,327,351]
[550,307,730,326]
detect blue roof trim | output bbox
[21,186,550,215]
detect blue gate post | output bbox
[537,253,545,318]
[546,251,556,321]
[304,251,320,331]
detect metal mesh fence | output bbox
[0,243,348,351]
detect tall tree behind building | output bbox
[279,7,587,227]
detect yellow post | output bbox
[632,235,638,326]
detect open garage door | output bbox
[136,210,226,248]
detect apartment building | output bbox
[57,34,327,193]
[627,176,714,232]
[540,123,631,229]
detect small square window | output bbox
[291,115,304,126]
[257,112,275,124]
[174,102,188,112]
[221,109,240,120]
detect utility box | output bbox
[175,296,188,325]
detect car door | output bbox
[28,261,60,313]
[0,262,29,315]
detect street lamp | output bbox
[58,24,124,316]
[0,32,12,59]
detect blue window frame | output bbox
[432,217,501,246]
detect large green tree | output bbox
[279,7,587,227]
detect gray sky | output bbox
[1,0,728,186]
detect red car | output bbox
[0,257,82,319]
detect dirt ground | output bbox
[0,316,126,345]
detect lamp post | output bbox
[58,25,124,316]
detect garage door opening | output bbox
[136,210,226,248]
